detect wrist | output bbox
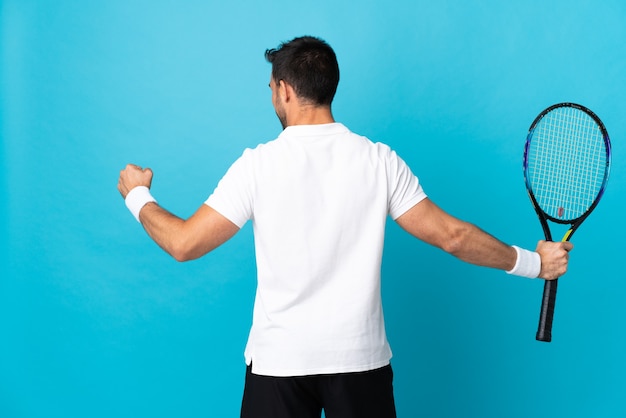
[125,186,156,222]
[506,245,541,278]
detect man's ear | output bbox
[279,80,295,103]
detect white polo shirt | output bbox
[205,123,426,376]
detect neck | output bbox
[286,104,335,127]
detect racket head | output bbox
[523,102,611,227]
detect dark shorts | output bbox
[240,364,397,418]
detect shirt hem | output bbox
[246,358,393,377]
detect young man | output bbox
[118,36,572,418]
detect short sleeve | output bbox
[204,149,254,228]
[386,149,427,220]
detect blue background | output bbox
[2,1,625,417]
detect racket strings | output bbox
[527,106,607,220]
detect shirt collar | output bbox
[279,123,348,138]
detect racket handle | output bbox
[536,279,558,342]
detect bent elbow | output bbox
[171,250,193,263]
[169,240,196,262]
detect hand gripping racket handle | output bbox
[535,231,572,343]
[536,279,558,342]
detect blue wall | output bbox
[2,1,625,417]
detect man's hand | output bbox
[536,240,574,280]
[118,164,153,199]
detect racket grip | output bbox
[536,279,558,342]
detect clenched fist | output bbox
[118,164,154,199]
[536,240,574,280]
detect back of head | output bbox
[265,36,340,106]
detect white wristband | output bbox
[125,186,156,222]
[506,245,541,278]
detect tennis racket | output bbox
[523,102,611,342]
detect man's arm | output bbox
[118,164,240,262]
[395,198,572,280]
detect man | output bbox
[118,36,572,418]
